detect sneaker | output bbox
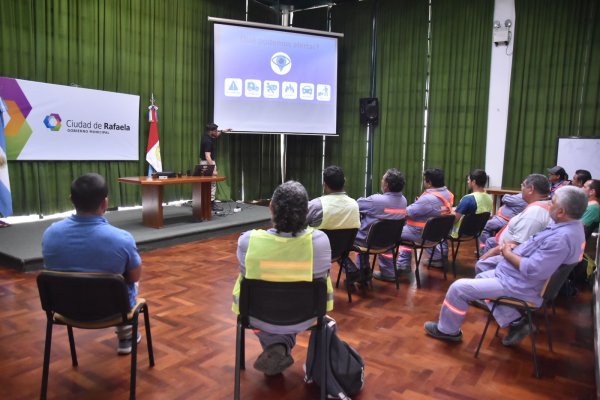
[117,332,142,355]
[253,344,294,376]
[468,299,490,311]
[424,321,463,342]
[502,317,536,347]
[211,201,223,212]
[373,271,396,282]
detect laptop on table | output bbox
[193,164,215,176]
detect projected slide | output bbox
[213,22,339,135]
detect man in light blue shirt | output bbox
[42,173,142,355]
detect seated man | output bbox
[232,181,332,376]
[394,168,454,271]
[344,168,407,283]
[42,173,142,355]
[450,169,493,236]
[572,169,592,188]
[424,186,587,345]
[478,192,527,250]
[480,174,552,261]
[306,165,360,231]
[582,179,600,233]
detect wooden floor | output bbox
[0,233,596,399]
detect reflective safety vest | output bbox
[406,190,455,228]
[451,192,493,238]
[317,194,360,230]
[232,228,334,314]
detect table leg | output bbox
[141,185,164,229]
[192,182,212,221]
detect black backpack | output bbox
[304,317,365,399]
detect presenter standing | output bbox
[200,122,232,212]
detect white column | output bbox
[485,0,515,187]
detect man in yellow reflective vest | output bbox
[306,165,360,230]
[232,181,333,376]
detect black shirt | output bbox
[200,134,216,161]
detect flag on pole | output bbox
[146,94,162,175]
[0,96,13,217]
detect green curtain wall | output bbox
[1,0,244,215]
[328,0,374,199]
[426,0,493,200]
[503,0,600,187]
[374,0,429,201]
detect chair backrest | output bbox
[239,278,327,326]
[540,262,580,303]
[37,271,131,323]
[365,219,406,251]
[421,215,455,242]
[320,228,358,261]
[457,212,491,237]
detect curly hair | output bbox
[271,181,309,235]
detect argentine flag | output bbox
[0,97,12,217]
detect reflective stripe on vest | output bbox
[406,190,454,228]
[317,194,360,230]
[496,209,510,221]
[246,229,313,281]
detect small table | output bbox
[118,175,226,228]
[486,187,520,214]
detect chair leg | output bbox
[393,246,400,290]
[525,310,540,378]
[142,305,155,366]
[67,325,78,367]
[130,320,139,400]
[474,237,481,259]
[475,303,496,358]
[414,248,423,289]
[340,257,352,303]
[543,305,553,352]
[41,319,53,400]
[320,323,327,400]
[234,321,243,400]
[450,240,459,279]
[335,259,343,289]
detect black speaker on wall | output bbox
[359,97,379,126]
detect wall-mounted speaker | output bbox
[359,97,379,126]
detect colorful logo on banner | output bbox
[0,78,33,159]
[43,113,62,131]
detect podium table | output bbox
[486,187,520,214]
[118,175,226,228]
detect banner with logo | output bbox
[0,77,139,160]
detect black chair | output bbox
[321,228,359,302]
[474,262,578,378]
[447,212,491,277]
[37,271,154,400]
[352,219,406,290]
[234,278,328,400]
[399,215,455,288]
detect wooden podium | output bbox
[118,175,226,228]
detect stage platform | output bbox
[0,201,271,272]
